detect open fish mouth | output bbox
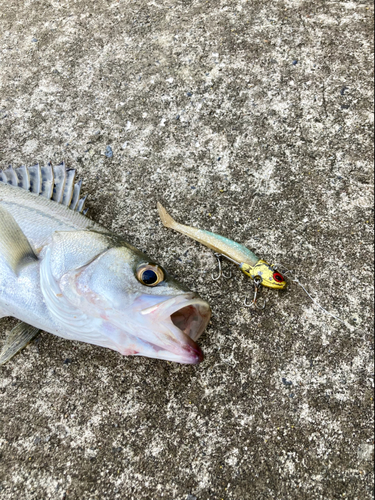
[139,293,211,364]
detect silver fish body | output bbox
[0,165,211,364]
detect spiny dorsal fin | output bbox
[0,322,40,365]
[0,162,88,214]
[15,165,30,190]
[70,179,82,210]
[52,162,67,203]
[4,166,18,186]
[41,165,54,199]
[62,169,76,206]
[28,164,42,194]
[77,195,87,214]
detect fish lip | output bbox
[137,340,204,365]
[140,293,211,364]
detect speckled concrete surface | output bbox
[0,1,374,499]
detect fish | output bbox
[0,164,211,365]
[157,202,287,290]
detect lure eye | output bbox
[273,271,284,283]
[136,263,165,287]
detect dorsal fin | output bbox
[52,162,66,203]
[28,164,42,194]
[0,162,88,214]
[15,166,30,190]
[62,169,76,206]
[70,179,82,210]
[77,195,87,213]
[41,165,54,199]
[4,166,18,186]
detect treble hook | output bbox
[244,276,266,309]
[212,253,233,281]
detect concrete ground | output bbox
[0,0,373,499]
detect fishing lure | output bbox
[157,203,287,307]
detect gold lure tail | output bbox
[158,202,177,229]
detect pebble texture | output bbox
[0,1,374,499]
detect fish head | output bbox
[58,245,211,364]
[240,260,287,289]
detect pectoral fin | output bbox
[0,322,40,365]
[0,205,38,274]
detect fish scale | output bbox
[0,164,211,365]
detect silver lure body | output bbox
[0,165,211,364]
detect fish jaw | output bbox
[57,278,211,364]
[99,293,211,364]
[58,267,211,363]
[138,293,211,363]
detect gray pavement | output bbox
[0,0,373,499]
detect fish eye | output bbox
[136,263,165,287]
[273,271,284,283]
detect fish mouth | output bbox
[139,293,211,364]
